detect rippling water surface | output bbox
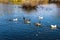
[0,4,60,40]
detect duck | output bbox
[9,18,18,22]
[23,17,31,24]
[24,20,31,24]
[51,25,57,29]
[38,16,43,20]
[13,18,18,21]
[35,22,41,27]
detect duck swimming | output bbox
[9,18,18,22]
[51,25,57,29]
[23,17,31,24]
[35,22,41,27]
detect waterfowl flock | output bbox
[8,16,59,30]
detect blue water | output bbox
[0,4,60,40]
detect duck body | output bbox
[23,17,31,24]
[35,23,41,27]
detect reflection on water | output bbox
[0,4,60,40]
[21,5,37,12]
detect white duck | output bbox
[38,16,43,20]
[13,18,18,21]
[51,25,57,29]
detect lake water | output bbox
[0,4,60,40]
